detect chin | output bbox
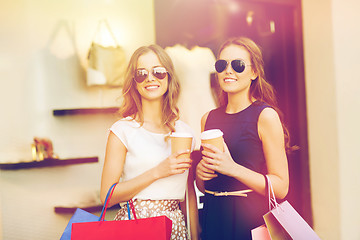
[220,85,238,93]
[142,93,165,101]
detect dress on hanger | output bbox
[165,44,216,149]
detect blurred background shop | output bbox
[0,0,359,239]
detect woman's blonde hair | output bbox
[118,44,180,133]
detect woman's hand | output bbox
[153,149,192,179]
[196,159,218,181]
[200,142,237,177]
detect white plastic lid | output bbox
[200,129,223,140]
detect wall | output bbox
[0,0,155,239]
[332,0,360,239]
[302,0,360,239]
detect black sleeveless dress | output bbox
[201,101,270,240]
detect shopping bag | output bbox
[251,224,272,240]
[71,191,173,239]
[86,19,127,87]
[60,208,98,240]
[263,176,321,240]
[59,183,117,240]
[72,215,172,240]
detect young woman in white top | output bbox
[100,44,199,239]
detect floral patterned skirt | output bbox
[114,199,189,240]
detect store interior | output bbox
[0,0,359,239]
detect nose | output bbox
[146,72,155,82]
[224,61,233,74]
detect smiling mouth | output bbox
[224,78,237,82]
[145,85,160,90]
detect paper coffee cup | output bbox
[200,129,224,152]
[170,132,193,158]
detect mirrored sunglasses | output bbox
[215,59,250,73]
[134,66,168,83]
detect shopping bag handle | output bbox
[98,183,118,221]
[126,199,138,220]
[265,175,279,210]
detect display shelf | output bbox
[54,204,119,214]
[53,107,118,116]
[0,157,98,170]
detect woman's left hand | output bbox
[201,142,237,177]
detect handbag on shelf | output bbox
[70,184,173,240]
[86,19,127,87]
[253,175,321,240]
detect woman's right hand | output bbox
[153,150,192,179]
[196,159,218,181]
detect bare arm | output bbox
[200,108,289,199]
[100,132,192,207]
[195,111,218,193]
[258,108,289,198]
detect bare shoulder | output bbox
[259,107,280,124]
[258,107,283,140]
[201,111,210,132]
[201,111,210,123]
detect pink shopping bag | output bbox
[263,175,321,240]
[251,224,272,240]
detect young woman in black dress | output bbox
[196,37,291,240]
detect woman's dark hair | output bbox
[217,37,297,152]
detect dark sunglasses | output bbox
[134,66,168,83]
[215,59,250,73]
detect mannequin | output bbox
[165,44,216,149]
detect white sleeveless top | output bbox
[110,117,195,202]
